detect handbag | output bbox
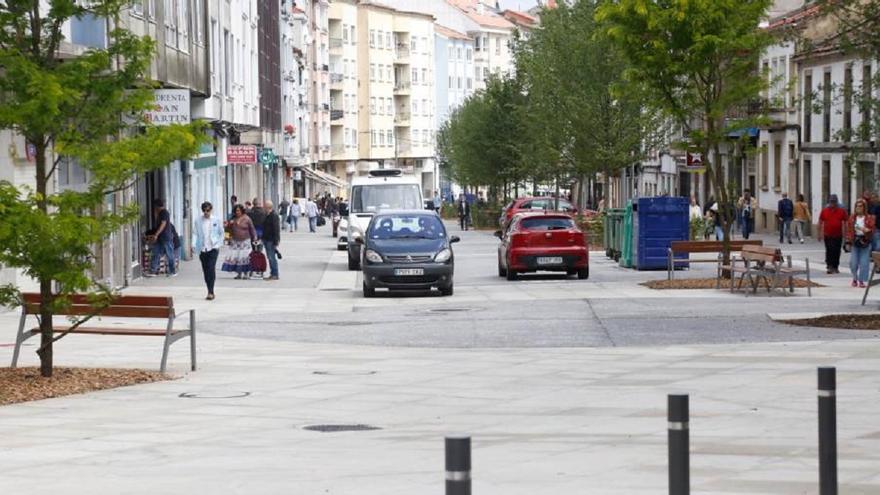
[855,236,871,248]
[316,216,326,227]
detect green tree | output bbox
[0,1,205,377]
[597,0,773,251]
[516,0,658,208]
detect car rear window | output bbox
[519,217,576,230]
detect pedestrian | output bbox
[248,198,266,239]
[818,194,847,274]
[221,204,257,279]
[244,200,253,213]
[279,197,290,224]
[433,191,442,213]
[867,191,880,251]
[708,202,725,241]
[777,192,794,244]
[326,196,340,237]
[228,195,238,221]
[737,189,757,239]
[146,199,177,277]
[306,196,319,233]
[847,198,875,288]
[793,193,811,243]
[262,200,281,281]
[193,201,224,300]
[457,194,470,231]
[688,195,702,220]
[288,199,301,231]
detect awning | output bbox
[300,167,345,189]
[727,127,759,138]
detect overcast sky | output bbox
[497,0,540,10]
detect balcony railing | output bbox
[330,73,343,83]
[330,37,342,48]
[393,81,410,93]
[330,109,344,121]
[394,112,411,125]
[331,144,344,155]
[394,47,410,61]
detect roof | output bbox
[358,1,436,21]
[502,10,537,28]
[435,24,471,40]
[446,0,514,30]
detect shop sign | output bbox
[144,89,191,125]
[259,148,277,165]
[226,145,257,164]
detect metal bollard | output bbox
[668,394,690,495]
[818,367,837,495]
[445,435,471,495]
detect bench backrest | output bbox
[741,245,782,264]
[670,240,763,254]
[21,293,174,318]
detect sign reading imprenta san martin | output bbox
[144,89,191,125]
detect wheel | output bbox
[348,251,360,270]
[362,282,375,298]
[577,266,589,280]
[440,284,454,296]
[498,256,507,277]
[506,268,517,281]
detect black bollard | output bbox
[445,435,471,495]
[818,367,837,495]
[668,394,689,495]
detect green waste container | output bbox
[619,200,634,268]
[603,208,625,261]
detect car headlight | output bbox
[434,248,452,263]
[364,249,383,263]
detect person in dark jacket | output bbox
[777,192,794,244]
[248,198,267,239]
[262,200,281,280]
[457,194,470,231]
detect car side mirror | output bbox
[449,236,461,244]
[354,237,364,245]
[493,230,503,239]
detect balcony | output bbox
[330,72,343,88]
[394,46,410,63]
[330,109,344,122]
[393,81,411,95]
[332,144,345,156]
[394,112,411,126]
[330,37,342,49]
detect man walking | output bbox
[457,194,470,231]
[777,192,794,244]
[818,194,848,274]
[193,201,224,300]
[248,198,267,239]
[306,197,319,233]
[737,189,757,239]
[288,199,302,231]
[262,200,281,281]
[147,200,177,277]
[326,196,340,237]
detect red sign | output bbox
[686,152,703,168]
[226,145,257,164]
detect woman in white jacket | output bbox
[193,201,225,300]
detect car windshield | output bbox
[520,217,576,231]
[370,215,446,240]
[350,184,422,213]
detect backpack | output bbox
[169,223,181,249]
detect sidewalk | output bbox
[1,333,878,494]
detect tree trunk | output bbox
[34,138,54,377]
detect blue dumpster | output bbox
[634,197,689,270]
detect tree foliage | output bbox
[597,0,773,246]
[0,1,206,377]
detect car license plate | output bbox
[394,268,424,276]
[536,256,563,265]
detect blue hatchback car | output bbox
[357,210,460,297]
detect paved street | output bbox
[2,222,880,494]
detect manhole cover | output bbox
[179,391,251,399]
[313,370,377,376]
[324,321,372,327]
[303,424,382,433]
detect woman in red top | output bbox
[846,198,876,287]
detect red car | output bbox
[499,197,585,229]
[496,212,589,280]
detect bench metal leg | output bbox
[189,310,197,372]
[862,261,874,305]
[787,256,795,293]
[160,317,174,373]
[10,307,27,368]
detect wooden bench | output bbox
[860,252,880,306]
[11,294,196,373]
[667,240,763,280]
[722,245,812,296]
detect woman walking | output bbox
[222,204,257,280]
[846,198,875,288]
[793,194,811,243]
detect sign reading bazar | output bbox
[144,89,191,125]
[226,145,257,164]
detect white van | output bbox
[346,169,423,270]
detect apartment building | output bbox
[280,1,310,200]
[309,0,333,176]
[329,0,360,182]
[435,25,474,132]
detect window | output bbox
[863,65,873,142]
[411,37,417,51]
[412,100,419,115]
[386,130,393,147]
[449,76,453,89]
[223,29,231,95]
[761,145,768,187]
[370,97,376,115]
[422,99,428,115]
[457,47,462,59]
[132,0,144,16]
[386,32,392,49]
[370,30,375,47]
[449,46,454,59]
[821,159,831,205]
[421,68,427,83]
[773,142,781,189]
[466,78,472,90]
[379,132,385,146]
[351,26,356,44]
[803,72,812,142]
[371,130,376,146]
[457,77,462,89]
[823,71,831,142]
[483,67,488,79]
[343,24,349,43]
[411,68,418,83]
[370,63,376,81]
[475,37,481,51]
[385,98,391,115]
[466,48,472,60]
[844,65,853,139]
